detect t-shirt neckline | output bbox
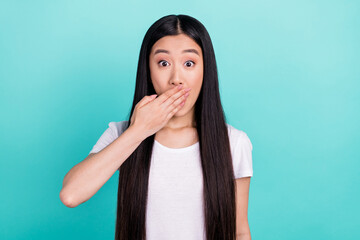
[154,139,199,152]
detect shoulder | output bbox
[226,123,253,178]
[225,123,252,151]
[107,120,129,138]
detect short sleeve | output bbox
[232,131,253,179]
[89,121,128,154]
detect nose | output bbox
[170,63,183,86]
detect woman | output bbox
[60,14,253,240]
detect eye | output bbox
[185,60,195,67]
[158,60,169,67]
[158,60,195,68]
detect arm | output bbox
[235,176,252,240]
[59,124,147,208]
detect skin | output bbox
[149,33,203,148]
[236,177,252,239]
[149,34,252,239]
[60,35,252,232]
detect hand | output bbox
[130,85,191,138]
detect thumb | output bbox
[137,94,157,108]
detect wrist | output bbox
[127,123,148,143]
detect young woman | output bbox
[60,14,253,240]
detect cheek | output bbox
[150,68,163,94]
[189,74,203,92]
[189,66,203,85]
[151,81,166,96]
[152,82,160,95]
[188,82,202,102]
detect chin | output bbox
[174,108,187,116]
[174,103,194,116]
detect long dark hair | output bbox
[115,14,237,240]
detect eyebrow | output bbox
[153,48,200,56]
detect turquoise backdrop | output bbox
[0,0,359,239]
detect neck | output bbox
[163,107,196,130]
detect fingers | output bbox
[164,90,191,121]
[161,87,191,110]
[136,94,157,109]
[165,95,187,121]
[155,85,184,104]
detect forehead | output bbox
[150,34,202,57]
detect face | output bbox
[149,33,204,116]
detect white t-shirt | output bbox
[89,120,253,240]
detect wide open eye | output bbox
[185,60,195,67]
[158,60,195,67]
[158,60,169,67]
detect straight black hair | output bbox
[115,14,237,240]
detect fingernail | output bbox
[185,88,191,91]
[178,85,183,89]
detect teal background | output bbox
[0,0,359,239]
